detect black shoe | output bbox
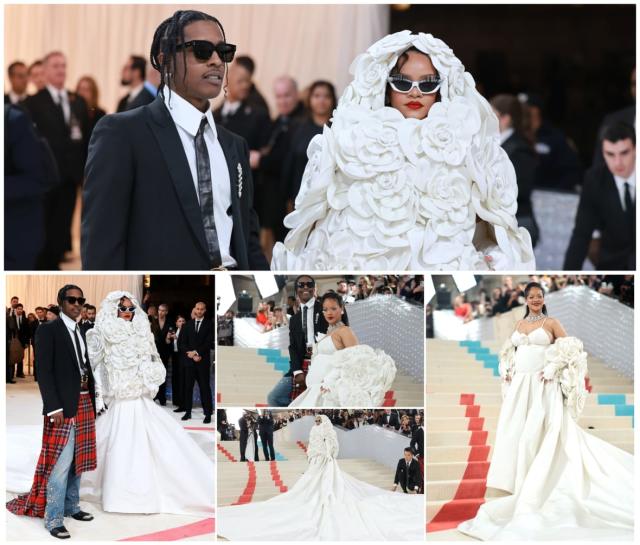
[16,374,25,378]
[173,407,185,413]
[70,510,94,521]
[50,526,71,539]
[203,415,211,424]
[181,413,191,421]
[7,380,16,384]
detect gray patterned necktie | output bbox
[195,117,223,268]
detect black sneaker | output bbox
[50,526,71,539]
[71,510,94,521]
[203,415,211,424]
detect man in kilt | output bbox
[7,284,97,539]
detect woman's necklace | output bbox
[327,321,345,334]
[525,312,545,323]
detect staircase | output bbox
[426,339,634,536]
[217,346,423,407]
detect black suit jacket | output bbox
[501,132,537,218]
[35,318,96,418]
[258,413,274,434]
[78,320,95,339]
[82,95,268,270]
[181,318,213,367]
[410,426,424,458]
[564,164,635,270]
[286,300,328,377]
[153,319,172,362]
[394,458,422,491]
[23,88,89,182]
[116,87,155,113]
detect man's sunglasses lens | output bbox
[192,41,236,62]
[297,282,315,288]
[65,297,86,305]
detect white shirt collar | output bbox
[46,84,66,102]
[304,297,316,309]
[162,89,217,140]
[499,127,514,145]
[614,171,636,188]
[221,100,242,117]
[128,83,145,101]
[8,91,27,104]
[60,311,78,331]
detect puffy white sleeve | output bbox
[543,336,589,419]
[86,328,111,412]
[320,345,397,407]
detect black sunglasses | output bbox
[118,305,136,313]
[176,40,236,63]
[297,281,315,288]
[63,296,86,305]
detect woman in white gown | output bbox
[80,290,214,514]
[218,414,422,541]
[271,30,535,271]
[289,292,397,407]
[458,282,633,540]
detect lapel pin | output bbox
[237,163,243,199]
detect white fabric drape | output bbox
[4,4,389,115]
[6,275,142,313]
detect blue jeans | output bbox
[44,426,81,530]
[267,376,292,407]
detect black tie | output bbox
[196,320,201,333]
[302,306,308,344]
[56,91,67,126]
[73,326,89,376]
[195,117,223,268]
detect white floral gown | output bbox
[218,416,423,541]
[288,333,397,408]
[458,328,633,540]
[272,31,535,271]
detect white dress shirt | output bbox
[46,84,70,124]
[163,91,236,268]
[613,171,636,211]
[499,127,514,145]
[8,91,27,104]
[173,328,181,352]
[221,100,241,118]
[48,312,89,416]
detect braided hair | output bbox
[150,10,227,103]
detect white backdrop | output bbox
[6,275,143,313]
[5,4,389,114]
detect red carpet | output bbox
[231,461,257,505]
[269,460,288,493]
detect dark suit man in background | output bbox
[78,304,96,338]
[152,303,172,405]
[410,414,424,459]
[393,448,422,494]
[564,122,635,270]
[5,61,29,104]
[82,10,267,270]
[23,51,89,270]
[180,301,213,423]
[258,410,276,461]
[116,55,155,113]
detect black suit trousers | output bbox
[184,361,213,416]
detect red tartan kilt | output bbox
[6,393,96,518]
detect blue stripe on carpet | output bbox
[257,348,289,374]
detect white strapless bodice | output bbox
[511,327,552,374]
[314,333,338,356]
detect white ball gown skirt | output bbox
[217,454,423,541]
[7,396,214,515]
[457,343,633,540]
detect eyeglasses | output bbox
[387,75,444,95]
[297,281,315,289]
[63,296,86,305]
[176,40,236,63]
[118,305,136,312]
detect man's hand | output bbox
[48,412,64,426]
[193,355,202,363]
[249,150,261,169]
[294,374,306,387]
[186,350,197,359]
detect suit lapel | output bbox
[57,318,80,371]
[217,126,248,266]
[146,96,210,259]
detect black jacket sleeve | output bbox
[563,168,600,269]
[35,324,63,415]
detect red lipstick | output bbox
[406,101,422,110]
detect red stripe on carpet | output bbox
[216,393,221,402]
[184,427,215,432]
[217,443,237,462]
[296,441,307,453]
[427,392,489,533]
[119,517,214,541]
[231,461,257,505]
[255,403,268,407]
[269,460,288,493]
[382,390,397,407]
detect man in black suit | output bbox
[12,304,31,378]
[266,275,328,406]
[410,414,424,459]
[5,103,55,270]
[116,55,155,113]
[82,10,267,271]
[152,303,172,405]
[31,306,48,382]
[380,409,401,430]
[564,122,636,270]
[5,61,29,104]
[393,448,422,494]
[9,285,97,538]
[180,301,213,423]
[78,304,96,338]
[238,412,251,462]
[23,51,89,270]
[258,410,276,461]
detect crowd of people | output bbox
[6,293,215,423]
